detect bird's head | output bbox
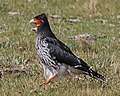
[29,13,55,37]
[29,13,48,27]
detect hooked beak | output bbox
[29,19,34,24]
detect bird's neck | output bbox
[37,23,56,39]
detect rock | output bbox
[8,11,21,17]
[73,34,96,43]
[65,18,81,23]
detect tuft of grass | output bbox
[0,0,120,96]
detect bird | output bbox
[29,13,106,85]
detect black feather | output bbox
[34,13,107,83]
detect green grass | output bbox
[0,0,120,96]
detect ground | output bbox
[0,0,120,96]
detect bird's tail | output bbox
[83,68,107,83]
[74,58,107,83]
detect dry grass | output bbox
[0,0,120,96]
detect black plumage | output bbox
[29,13,106,84]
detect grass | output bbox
[0,0,120,96]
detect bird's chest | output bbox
[36,37,52,64]
[36,37,48,58]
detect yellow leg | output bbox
[40,74,57,86]
[30,74,57,93]
[68,69,73,77]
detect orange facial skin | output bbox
[34,18,44,26]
